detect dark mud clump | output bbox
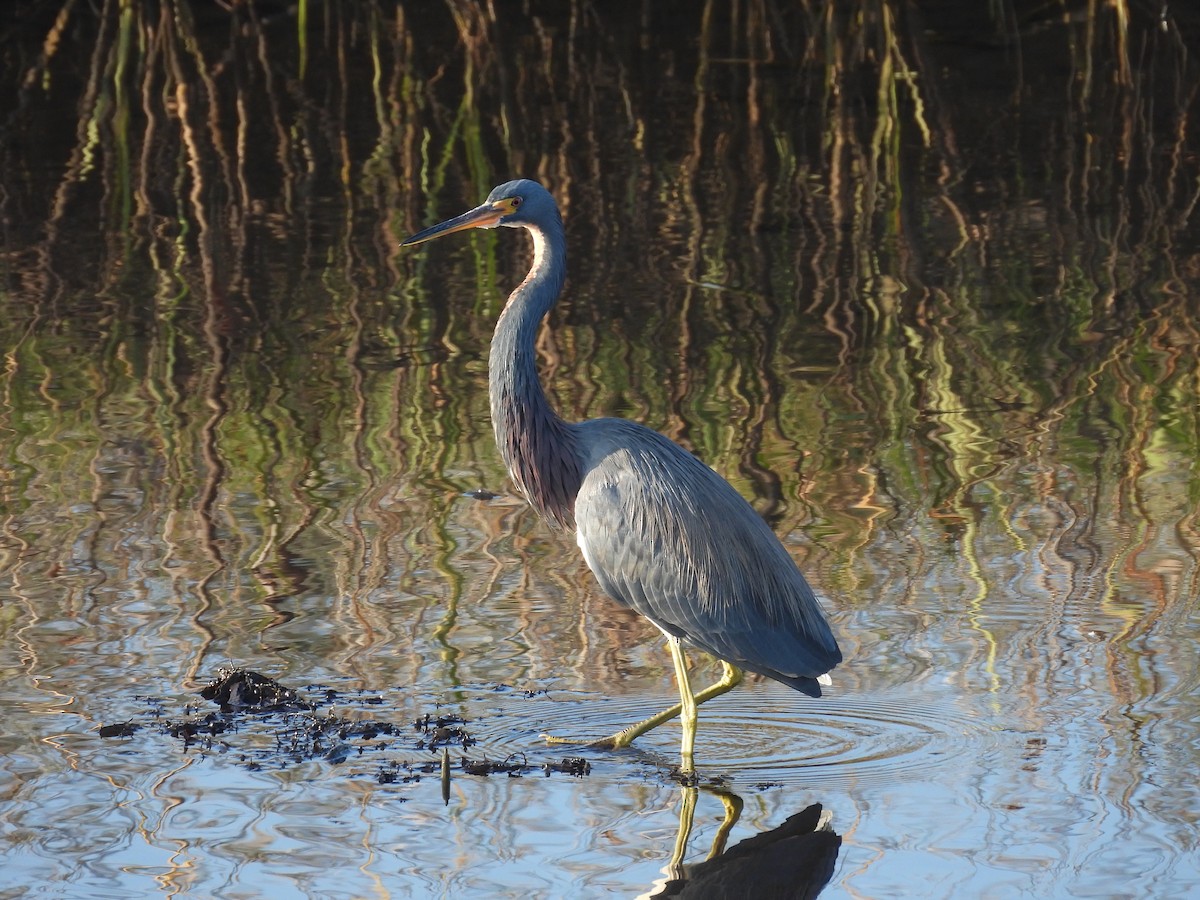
[545,756,592,777]
[98,667,592,795]
[165,712,229,749]
[199,667,310,712]
[414,712,474,750]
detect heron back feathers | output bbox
[572,418,842,692]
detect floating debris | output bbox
[452,752,590,780]
[460,753,529,777]
[95,668,596,795]
[376,758,441,785]
[199,667,311,712]
[544,756,591,778]
[414,713,474,750]
[463,488,500,500]
[165,713,229,750]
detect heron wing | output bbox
[572,419,841,692]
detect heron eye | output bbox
[511,197,522,208]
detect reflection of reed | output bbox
[0,2,1196,715]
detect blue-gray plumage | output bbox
[574,418,839,694]
[402,179,841,770]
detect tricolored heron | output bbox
[403,180,841,772]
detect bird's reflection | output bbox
[641,787,840,899]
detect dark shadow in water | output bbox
[645,788,840,899]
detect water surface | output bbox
[1,2,1198,897]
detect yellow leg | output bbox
[667,636,699,771]
[544,649,744,758]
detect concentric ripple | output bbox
[462,687,1002,787]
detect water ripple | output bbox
[464,688,1001,788]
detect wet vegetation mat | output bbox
[98,667,591,796]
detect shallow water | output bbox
[2,2,1199,898]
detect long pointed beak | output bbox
[401,201,506,246]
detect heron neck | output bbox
[489,223,581,528]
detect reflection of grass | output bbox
[0,1,1196,698]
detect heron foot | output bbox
[545,711,682,752]
[539,662,744,757]
[538,731,633,750]
[586,729,637,751]
[539,731,588,747]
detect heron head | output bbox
[401,179,557,247]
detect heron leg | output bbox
[581,654,744,754]
[667,636,699,770]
